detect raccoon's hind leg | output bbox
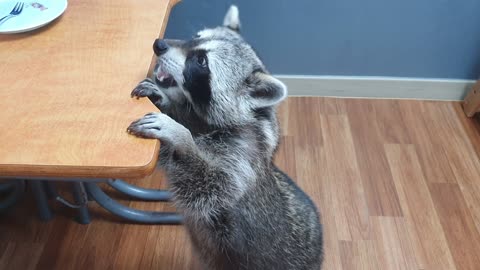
[131,78,170,110]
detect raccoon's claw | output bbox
[127,113,194,148]
[144,112,158,117]
[127,117,158,139]
[131,78,159,99]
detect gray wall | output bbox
[165,0,480,79]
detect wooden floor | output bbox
[2,97,480,270]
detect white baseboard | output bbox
[276,75,475,101]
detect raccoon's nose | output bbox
[153,39,169,56]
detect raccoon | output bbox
[127,6,323,270]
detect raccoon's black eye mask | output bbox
[183,49,212,105]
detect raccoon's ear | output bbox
[247,72,287,108]
[223,5,241,32]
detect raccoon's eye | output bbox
[197,55,208,68]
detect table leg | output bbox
[71,182,90,224]
[84,182,182,224]
[0,180,24,213]
[44,182,57,199]
[107,179,172,201]
[0,181,15,192]
[30,181,54,221]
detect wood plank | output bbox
[318,97,347,115]
[43,221,90,269]
[287,97,324,150]
[0,197,55,244]
[384,144,456,270]
[35,218,74,269]
[370,217,419,270]
[345,99,403,217]
[427,102,480,233]
[373,100,412,144]
[453,101,480,164]
[400,101,456,183]
[321,114,370,241]
[429,183,480,270]
[150,226,199,270]
[0,243,44,270]
[339,241,379,270]
[113,224,154,270]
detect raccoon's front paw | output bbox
[127,112,194,148]
[131,78,162,99]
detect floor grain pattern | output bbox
[2,97,480,270]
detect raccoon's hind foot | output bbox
[127,112,194,151]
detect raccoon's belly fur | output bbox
[168,161,324,270]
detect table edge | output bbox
[0,141,160,179]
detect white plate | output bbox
[0,0,67,34]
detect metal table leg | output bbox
[2,177,182,225]
[30,181,53,221]
[0,180,24,213]
[44,182,57,199]
[107,179,172,201]
[40,181,91,224]
[71,182,90,224]
[84,182,182,224]
[0,181,15,192]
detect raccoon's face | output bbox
[152,6,287,127]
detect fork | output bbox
[0,2,24,26]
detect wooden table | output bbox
[0,0,181,179]
[0,0,181,224]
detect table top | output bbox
[0,0,179,179]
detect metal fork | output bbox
[0,2,24,26]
